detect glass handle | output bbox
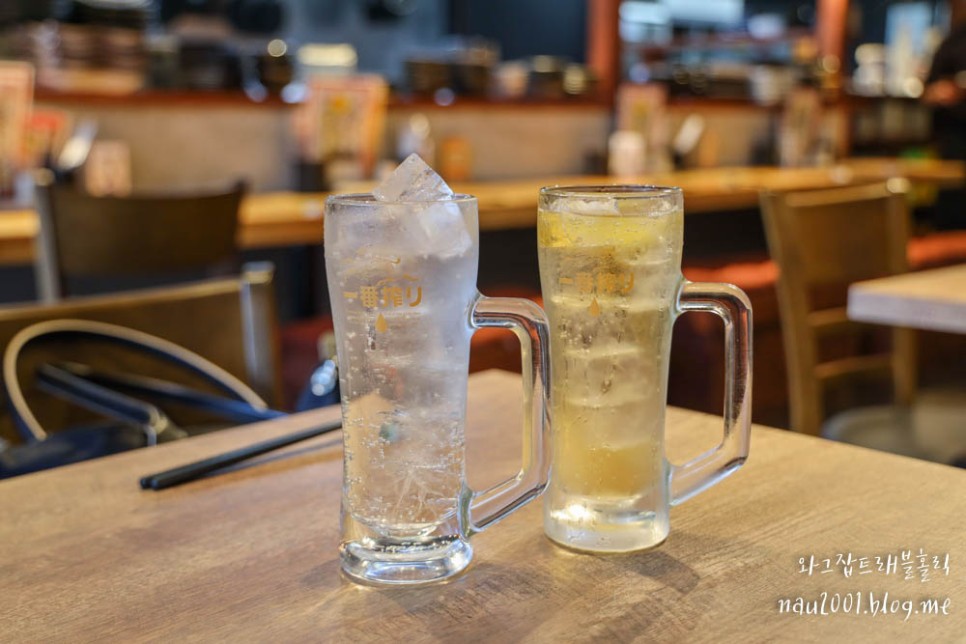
[466,295,551,534]
[670,280,753,505]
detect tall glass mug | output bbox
[325,193,551,585]
[537,186,752,553]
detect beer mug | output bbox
[325,193,551,585]
[537,186,752,553]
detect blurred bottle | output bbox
[671,114,705,169]
[438,136,472,182]
[295,332,340,411]
[608,130,646,179]
[396,113,435,164]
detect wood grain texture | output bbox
[1,158,962,266]
[848,263,966,334]
[1,370,964,642]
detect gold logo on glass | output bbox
[344,275,423,333]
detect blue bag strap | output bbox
[50,362,284,424]
[35,363,176,446]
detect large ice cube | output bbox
[373,153,454,202]
[411,201,473,258]
[562,342,649,404]
[564,197,620,216]
[370,155,470,258]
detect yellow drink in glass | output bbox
[538,188,683,552]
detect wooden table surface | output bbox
[0,157,962,267]
[848,263,966,334]
[2,370,964,642]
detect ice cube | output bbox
[370,155,471,259]
[563,197,620,216]
[413,201,473,258]
[373,153,454,202]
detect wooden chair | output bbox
[0,264,280,446]
[33,169,245,302]
[760,182,919,446]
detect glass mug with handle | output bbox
[537,185,752,553]
[325,192,551,585]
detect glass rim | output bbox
[326,192,477,207]
[539,185,682,200]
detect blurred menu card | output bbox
[780,87,822,167]
[615,83,671,173]
[291,75,389,181]
[0,61,34,198]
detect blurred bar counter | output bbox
[34,89,918,191]
[1,157,962,267]
[34,87,612,109]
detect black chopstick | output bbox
[139,418,342,491]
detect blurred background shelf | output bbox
[34,86,612,110]
[34,87,295,108]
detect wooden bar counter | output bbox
[2,371,964,641]
[0,158,962,267]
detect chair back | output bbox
[760,182,916,436]
[34,170,245,302]
[0,264,280,445]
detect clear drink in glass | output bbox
[326,192,551,585]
